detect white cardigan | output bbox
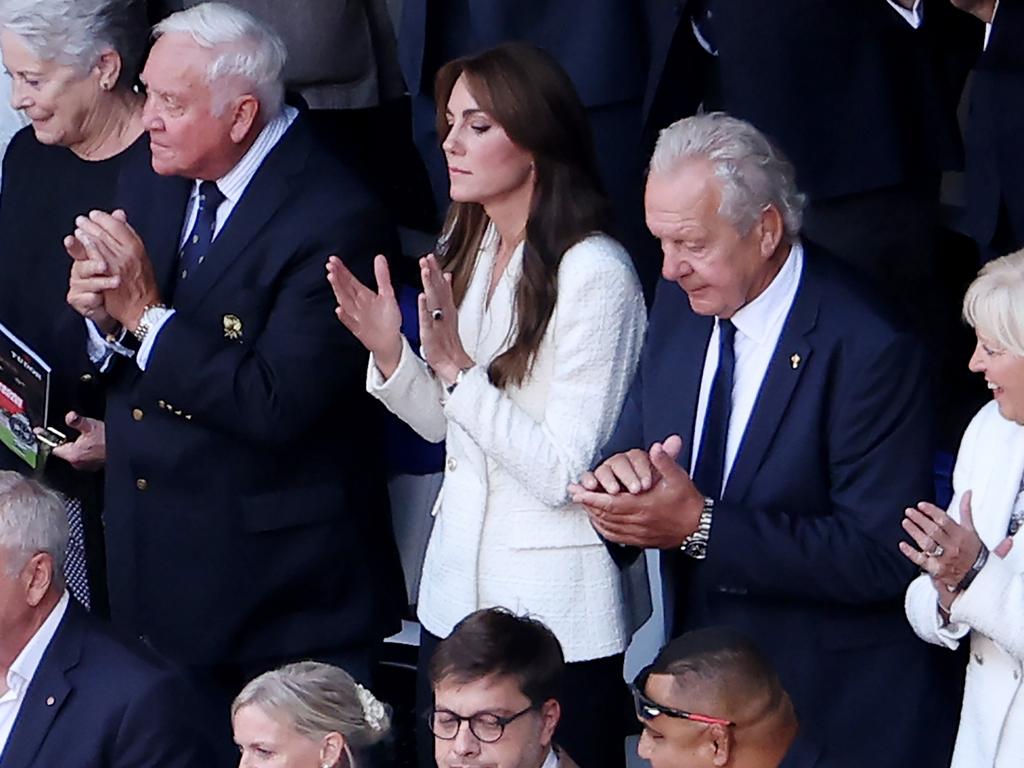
[905,401,1024,768]
[368,229,646,661]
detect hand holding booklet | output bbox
[0,320,51,469]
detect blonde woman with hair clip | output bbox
[232,661,391,768]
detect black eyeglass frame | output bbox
[630,666,735,727]
[427,703,539,743]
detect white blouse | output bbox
[368,227,646,661]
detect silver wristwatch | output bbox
[681,497,715,560]
[132,303,167,344]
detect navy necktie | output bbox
[178,180,225,282]
[692,318,736,499]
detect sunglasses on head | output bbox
[630,666,735,727]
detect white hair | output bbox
[0,0,148,89]
[153,2,287,116]
[963,248,1024,356]
[0,471,67,587]
[650,112,806,239]
[233,662,391,768]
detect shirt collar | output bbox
[6,591,69,694]
[540,746,558,768]
[729,242,804,344]
[191,104,298,206]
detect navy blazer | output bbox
[100,115,405,667]
[963,2,1024,251]
[0,599,214,768]
[604,246,960,766]
[398,0,646,108]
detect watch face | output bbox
[683,541,707,559]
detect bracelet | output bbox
[954,544,989,593]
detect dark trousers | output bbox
[416,628,631,768]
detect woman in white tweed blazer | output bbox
[327,43,646,768]
[902,251,1024,768]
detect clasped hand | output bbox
[326,252,473,384]
[568,435,706,549]
[65,209,161,334]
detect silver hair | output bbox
[649,112,806,239]
[0,471,67,588]
[963,248,1024,356]
[0,0,148,89]
[153,2,287,117]
[233,662,391,767]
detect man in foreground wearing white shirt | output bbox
[0,471,212,767]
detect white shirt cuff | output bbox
[135,308,175,371]
[85,319,134,371]
[984,0,1000,49]
[888,0,923,28]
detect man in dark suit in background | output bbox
[570,114,961,767]
[64,3,404,753]
[953,0,1024,260]
[0,472,214,768]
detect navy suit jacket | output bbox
[100,114,405,668]
[604,246,960,766]
[964,1,1024,250]
[398,0,646,108]
[0,599,214,768]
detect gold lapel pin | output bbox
[790,353,801,370]
[46,696,55,706]
[223,314,243,340]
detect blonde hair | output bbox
[233,662,390,768]
[963,248,1024,356]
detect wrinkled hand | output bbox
[65,233,120,333]
[418,253,472,385]
[899,491,984,588]
[568,436,704,548]
[74,210,160,331]
[50,412,106,471]
[575,436,684,496]
[949,0,998,23]
[327,254,404,377]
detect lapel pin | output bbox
[790,353,801,370]
[223,314,243,340]
[46,696,55,706]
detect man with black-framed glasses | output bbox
[426,608,581,768]
[635,628,848,768]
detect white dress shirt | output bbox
[984,0,1001,49]
[0,591,69,755]
[690,243,804,495]
[86,106,298,369]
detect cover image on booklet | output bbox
[0,321,50,469]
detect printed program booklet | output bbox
[0,321,50,469]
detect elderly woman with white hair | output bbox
[232,662,391,768]
[0,0,149,613]
[902,249,1024,767]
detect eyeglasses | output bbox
[427,705,537,743]
[630,667,734,727]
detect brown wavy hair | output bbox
[433,43,611,389]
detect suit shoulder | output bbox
[73,612,182,696]
[559,233,641,288]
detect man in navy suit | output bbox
[0,471,213,768]
[570,114,961,767]
[63,3,404,747]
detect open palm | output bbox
[326,254,403,373]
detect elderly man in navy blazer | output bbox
[0,472,213,768]
[570,114,961,767]
[62,2,404,743]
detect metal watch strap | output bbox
[132,303,167,344]
[954,544,989,593]
[681,496,715,560]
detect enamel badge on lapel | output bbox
[46,696,55,706]
[790,353,801,370]
[223,314,243,340]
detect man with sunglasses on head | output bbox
[427,608,580,768]
[634,627,847,768]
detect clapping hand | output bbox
[899,491,984,589]
[418,253,472,385]
[65,232,120,334]
[326,254,403,377]
[568,436,705,549]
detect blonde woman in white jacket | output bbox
[902,250,1024,768]
[326,43,646,768]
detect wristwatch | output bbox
[954,544,989,593]
[681,496,715,560]
[132,303,167,344]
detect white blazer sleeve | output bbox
[366,335,447,443]
[443,239,646,507]
[950,537,1024,659]
[905,573,970,649]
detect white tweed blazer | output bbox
[368,227,646,661]
[905,401,1024,768]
